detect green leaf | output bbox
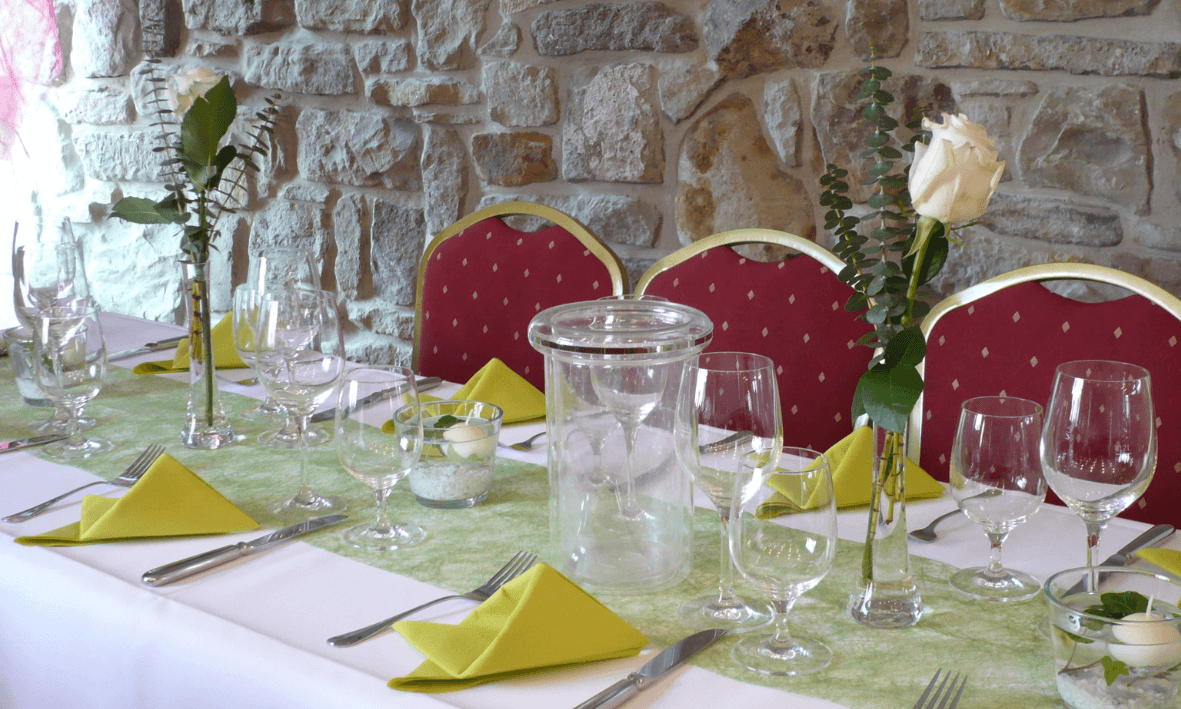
[903,233,949,286]
[872,90,894,104]
[859,79,881,93]
[869,160,893,176]
[111,197,185,224]
[1101,657,1130,686]
[844,293,868,313]
[855,364,924,434]
[882,328,926,368]
[181,76,237,170]
[877,146,903,160]
[1085,591,1150,619]
[865,131,889,148]
[869,66,892,80]
[865,302,889,325]
[862,103,885,122]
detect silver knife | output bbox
[309,376,443,423]
[572,629,727,709]
[0,434,67,454]
[1066,523,1175,595]
[141,514,348,586]
[108,335,186,362]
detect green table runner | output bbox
[0,365,1059,708]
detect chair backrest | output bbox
[912,263,1181,525]
[413,201,628,391]
[636,229,874,451]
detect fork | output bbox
[327,550,538,647]
[498,431,547,452]
[913,669,968,709]
[908,489,1002,543]
[3,444,166,523]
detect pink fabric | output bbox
[0,0,62,159]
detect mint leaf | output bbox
[432,414,462,429]
[1101,656,1130,686]
[1084,591,1150,620]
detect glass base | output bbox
[238,401,284,422]
[260,426,331,449]
[731,634,832,676]
[30,415,96,434]
[181,418,235,450]
[413,491,489,509]
[42,437,115,461]
[678,594,773,633]
[950,566,1042,602]
[270,491,346,520]
[847,581,924,629]
[343,521,426,551]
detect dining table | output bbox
[2,311,1177,709]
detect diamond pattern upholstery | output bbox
[636,229,874,451]
[914,264,1181,525]
[413,202,627,391]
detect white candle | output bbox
[1109,608,1181,667]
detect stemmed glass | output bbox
[231,284,283,421]
[590,363,668,518]
[675,352,781,631]
[729,446,837,676]
[336,366,426,550]
[949,396,1046,602]
[31,302,114,460]
[254,288,347,519]
[1041,360,1156,569]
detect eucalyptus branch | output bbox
[207,95,281,234]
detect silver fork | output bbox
[3,444,166,523]
[913,669,968,709]
[327,550,539,647]
[498,431,546,452]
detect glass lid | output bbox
[528,299,713,359]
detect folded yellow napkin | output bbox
[388,563,648,693]
[766,426,944,512]
[1134,548,1181,578]
[427,358,546,425]
[15,453,258,546]
[133,313,247,374]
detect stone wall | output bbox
[5,0,1181,363]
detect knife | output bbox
[309,376,443,423]
[108,335,186,362]
[0,434,67,454]
[572,629,727,709]
[141,514,348,586]
[1066,523,1175,595]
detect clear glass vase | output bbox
[180,259,234,449]
[847,422,923,628]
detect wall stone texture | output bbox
[8,0,1181,363]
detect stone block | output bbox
[978,192,1122,247]
[764,79,803,167]
[422,126,468,236]
[918,0,985,20]
[927,230,1081,298]
[532,2,697,56]
[471,132,556,187]
[244,43,356,95]
[186,38,238,57]
[412,111,483,125]
[411,0,492,70]
[951,79,1038,99]
[676,93,815,249]
[296,0,405,31]
[1019,83,1150,213]
[72,0,138,77]
[1164,91,1181,203]
[74,129,169,182]
[621,254,660,291]
[658,64,723,123]
[87,221,187,322]
[846,0,908,58]
[370,198,425,306]
[183,0,294,35]
[56,86,135,125]
[334,193,367,299]
[354,40,413,74]
[478,193,662,248]
[279,181,332,203]
[140,0,181,57]
[1133,221,1181,252]
[957,102,1014,180]
[502,0,557,11]
[368,77,481,107]
[297,109,421,190]
[563,64,663,184]
[1000,0,1158,21]
[484,61,559,127]
[347,301,418,338]
[916,31,1181,78]
[479,21,520,58]
[344,330,412,366]
[702,0,836,79]
[249,199,330,263]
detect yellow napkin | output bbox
[429,358,546,425]
[133,313,247,374]
[15,454,259,546]
[388,563,648,693]
[766,426,944,512]
[1134,548,1181,578]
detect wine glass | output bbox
[31,302,115,460]
[949,396,1046,602]
[729,446,837,676]
[254,288,347,519]
[590,363,668,518]
[1041,360,1156,570]
[231,284,283,421]
[675,352,781,631]
[336,366,426,550]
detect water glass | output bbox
[4,326,52,406]
[231,284,282,421]
[405,400,503,508]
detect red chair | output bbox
[910,263,1181,525]
[636,229,874,451]
[413,201,628,390]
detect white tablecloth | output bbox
[0,313,1173,709]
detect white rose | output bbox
[167,67,222,118]
[908,113,1005,225]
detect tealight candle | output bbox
[1110,606,1181,667]
[443,423,497,460]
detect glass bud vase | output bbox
[180,259,234,449]
[847,422,923,628]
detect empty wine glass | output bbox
[231,284,283,421]
[1041,361,1156,570]
[590,363,668,518]
[729,446,837,676]
[675,352,781,631]
[255,288,346,519]
[32,302,114,460]
[336,366,425,550]
[949,396,1046,602]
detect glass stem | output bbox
[716,510,739,604]
[984,531,1008,578]
[63,400,84,447]
[1084,520,1106,568]
[293,413,315,505]
[769,597,798,647]
[371,486,393,534]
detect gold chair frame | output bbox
[412,200,629,374]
